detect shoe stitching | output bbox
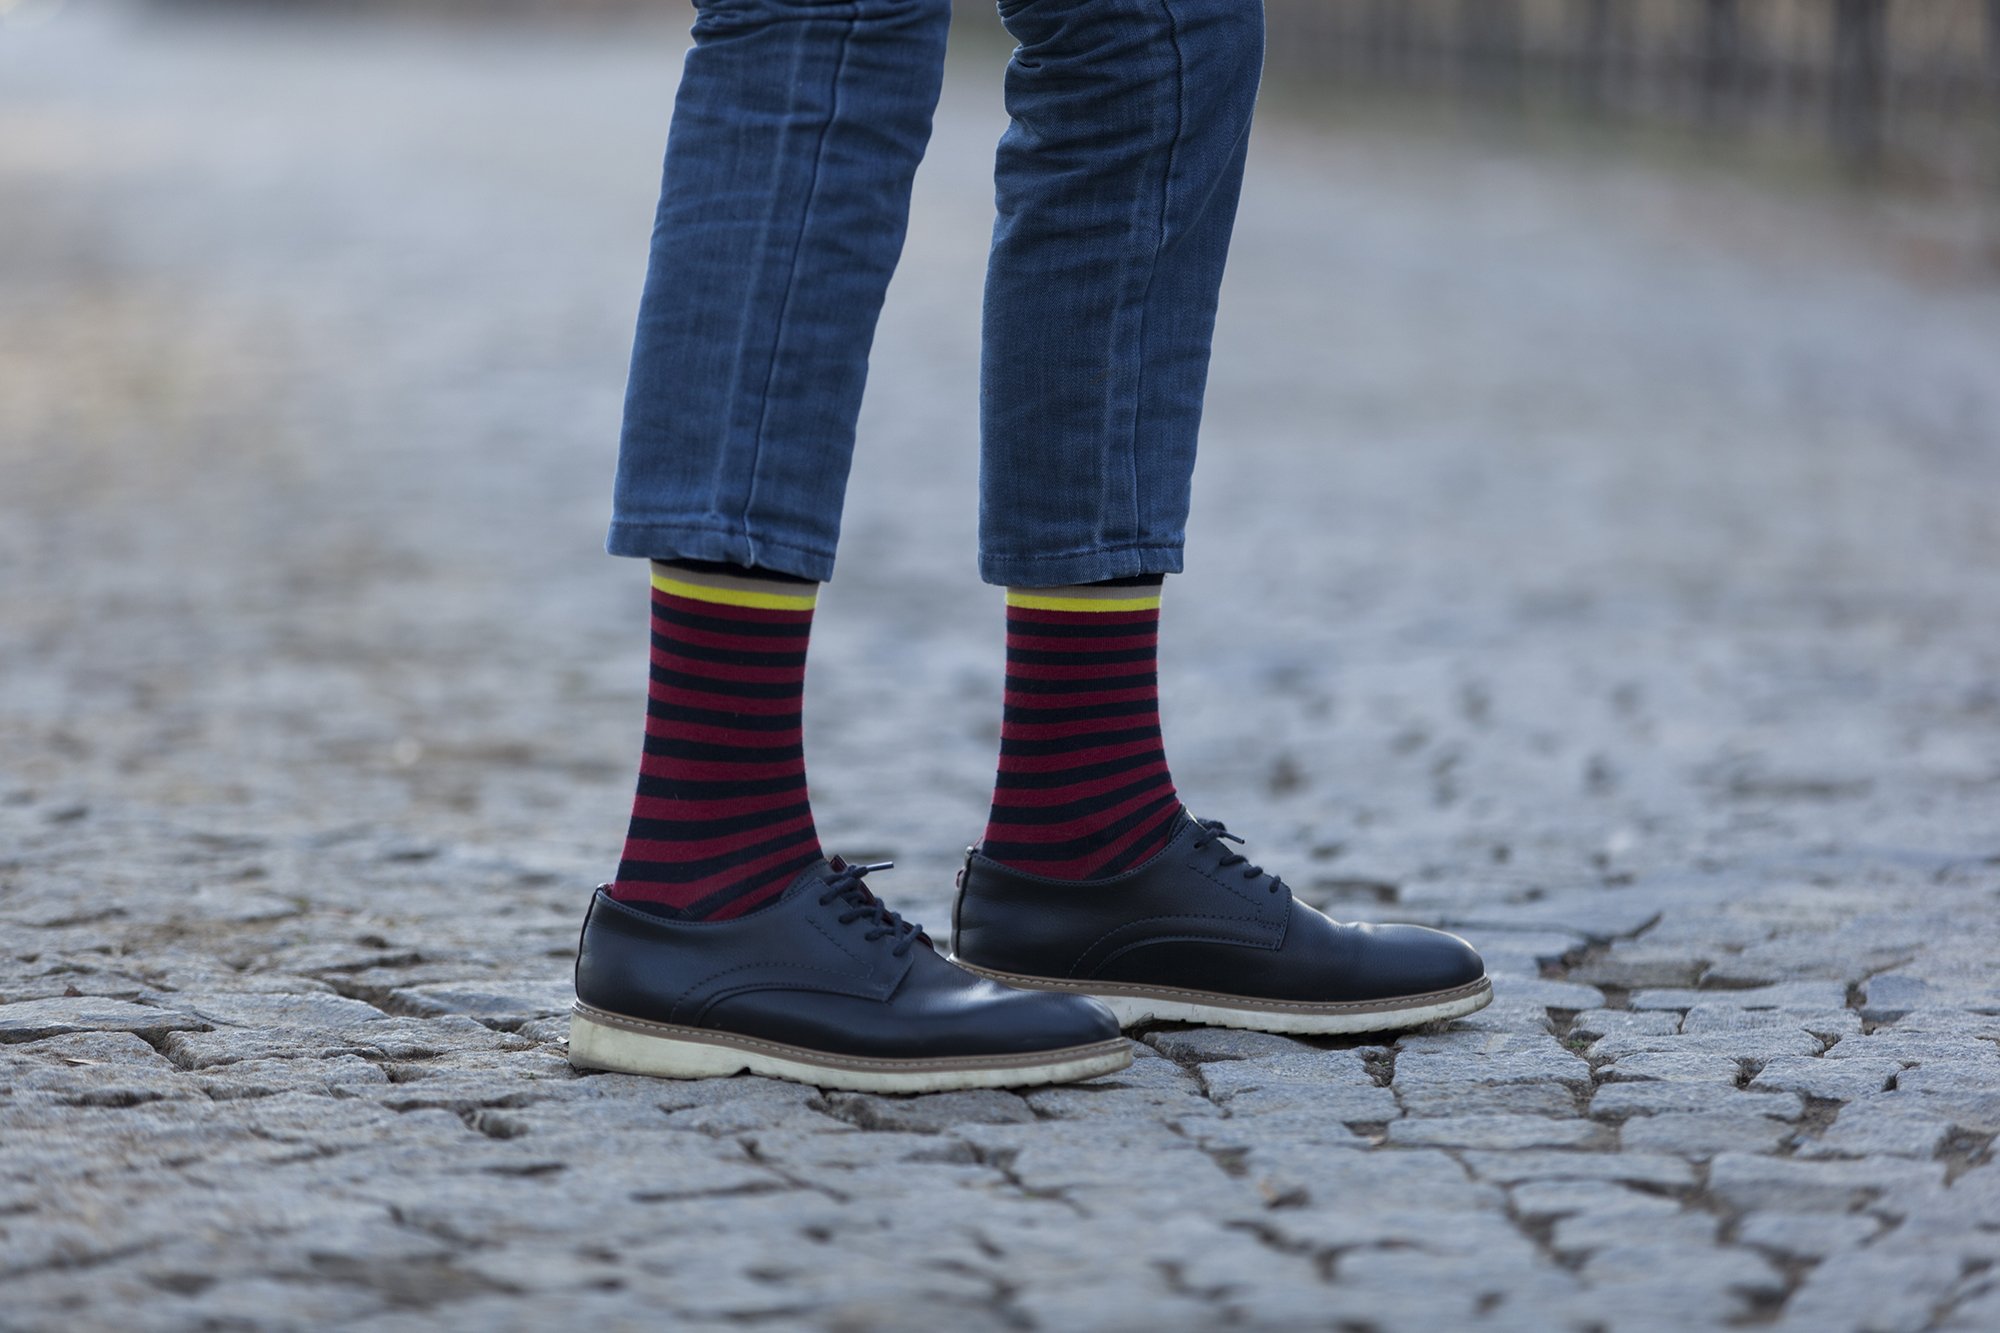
[1188,854,1275,912]
[1092,930,1284,974]
[1070,912,1281,975]
[676,961,895,1021]
[801,907,867,967]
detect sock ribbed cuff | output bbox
[1003,582,1163,614]
[651,559,819,611]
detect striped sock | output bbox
[980,580,1184,880]
[609,561,824,920]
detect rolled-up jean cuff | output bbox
[605,519,837,583]
[978,542,1184,589]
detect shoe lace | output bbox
[817,860,921,957]
[1190,819,1288,896]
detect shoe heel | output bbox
[567,1009,751,1080]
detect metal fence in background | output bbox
[167,0,2000,184]
[1261,0,2000,179]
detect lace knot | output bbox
[817,860,922,956]
[1191,819,1286,895]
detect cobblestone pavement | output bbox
[5,5,2000,1331]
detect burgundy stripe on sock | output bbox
[610,582,823,918]
[980,598,1183,880]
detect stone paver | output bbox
[3,5,1999,1332]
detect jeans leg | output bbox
[979,0,1264,587]
[609,0,953,581]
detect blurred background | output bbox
[4,0,1999,913]
[1269,0,2000,188]
[5,2,2000,1324]
[3,0,2000,872]
[5,0,1999,899]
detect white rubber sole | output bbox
[567,1003,1132,1093]
[951,964,1494,1036]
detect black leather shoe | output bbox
[950,811,1492,1034]
[569,859,1129,1092]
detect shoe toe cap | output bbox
[1356,923,1487,998]
[986,983,1122,1050]
[905,949,1123,1054]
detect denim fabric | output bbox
[609,0,1264,585]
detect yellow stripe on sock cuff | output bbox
[650,570,819,611]
[1006,588,1162,613]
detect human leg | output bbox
[957,0,1491,1033]
[606,0,956,921]
[978,0,1265,587]
[577,0,1127,1088]
[609,0,956,580]
[972,0,1258,875]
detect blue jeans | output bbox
[608,0,1264,585]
